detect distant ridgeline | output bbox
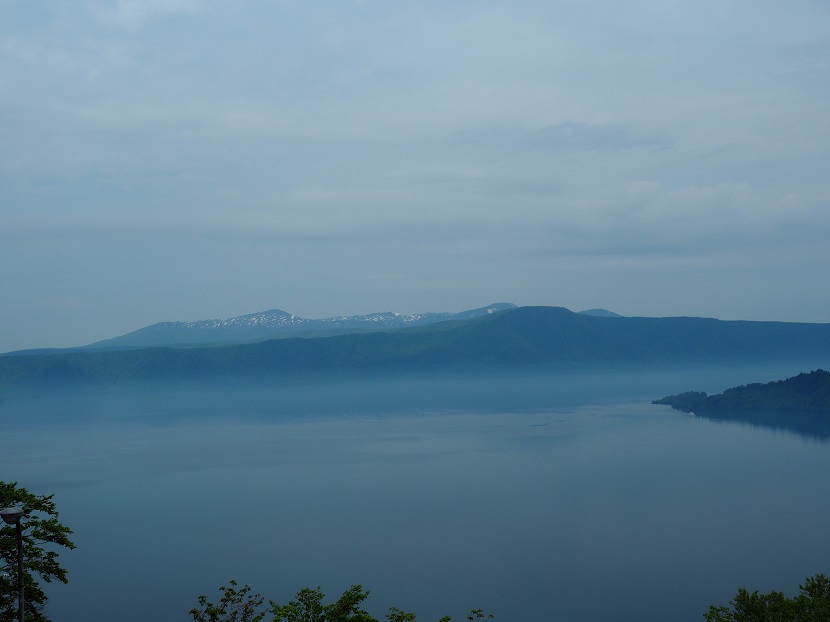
[654,370,830,439]
[1,306,830,389]
[83,303,520,349]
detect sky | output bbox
[2,0,829,352]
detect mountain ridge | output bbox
[82,302,519,350]
[1,306,829,390]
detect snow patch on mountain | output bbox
[86,303,518,349]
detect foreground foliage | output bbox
[0,482,75,622]
[705,573,830,622]
[190,582,493,622]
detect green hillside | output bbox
[2,306,830,388]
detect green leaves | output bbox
[385,608,415,622]
[270,585,376,622]
[193,583,380,622]
[190,580,267,622]
[269,586,327,622]
[704,573,830,622]
[193,583,494,622]
[0,481,76,622]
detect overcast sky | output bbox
[2,0,829,352]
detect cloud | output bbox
[539,180,829,258]
[90,0,203,30]
[1,0,830,350]
[454,122,671,155]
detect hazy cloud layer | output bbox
[2,1,829,350]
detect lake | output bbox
[2,362,829,622]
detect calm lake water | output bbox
[2,363,829,622]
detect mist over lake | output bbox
[6,2,830,620]
[2,363,829,622]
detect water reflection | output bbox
[1,366,828,622]
[691,409,830,441]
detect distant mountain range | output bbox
[1,305,829,389]
[83,303,520,349]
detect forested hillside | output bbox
[654,370,830,439]
[654,369,830,414]
[2,307,829,389]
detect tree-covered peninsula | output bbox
[654,370,830,439]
